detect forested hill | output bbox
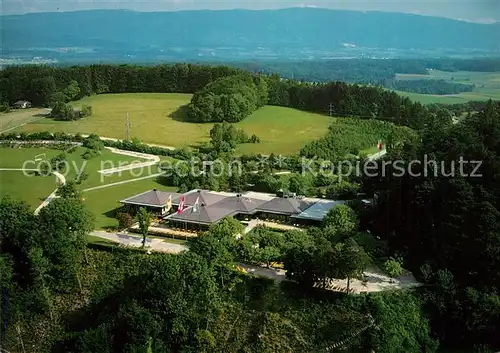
[2,8,499,61]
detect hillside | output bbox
[12,93,332,155]
[2,8,499,62]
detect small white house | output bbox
[13,100,32,109]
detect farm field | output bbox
[394,70,500,104]
[13,93,332,155]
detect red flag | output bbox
[177,196,185,214]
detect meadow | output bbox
[394,70,500,104]
[13,93,332,155]
[0,107,49,133]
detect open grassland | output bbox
[14,93,332,155]
[0,108,49,133]
[0,171,57,209]
[83,178,175,229]
[394,70,500,104]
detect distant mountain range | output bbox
[2,8,499,63]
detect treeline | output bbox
[234,59,428,83]
[234,58,500,83]
[187,74,268,122]
[424,58,500,72]
[266,75,430,129]
[0,63,243,106]
[384,79,475,95]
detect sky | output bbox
[2,0,500,23]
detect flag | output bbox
[377,140,383,151]
[166,194,172,212]
[177,196,185,214]
[192,196,200,213]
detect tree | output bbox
[288,174,312,196]
[50,102,74,120]
[383,257,404,281]
[322,205,358,240]
[37,198,94,290]
[335,239,370,292]
[136,208,151,248]
[30,76,57,106]
[63,80,81,102]
[81,104,93,117]
[57,180,82,199]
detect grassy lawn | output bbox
[14,93,331,155]
[0,108,48,133]
[235,106,331,155]
[0,171,57,209]
[394,70,500,104]
[83,177,176,229]
[0,146,168,210]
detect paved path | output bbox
[91,230,187,254]
[83,172,163,192]
[33,171,66,215]
[89,231,422,293]
[367,149,387,161]
[81,134,176,151]
[99,147,160,175]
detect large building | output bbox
[120,189,349,229]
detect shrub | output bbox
[117,212,134,230]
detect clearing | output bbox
[12,93,332,155]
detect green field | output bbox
[394,70,500,104]
[83,178,174,229]
[0,108,49,133]
[13,93,332,155]
[0,171,57,208]
[0,146,168,214]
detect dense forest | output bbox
[383,79,475,95]
[235,57,500,83]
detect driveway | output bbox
[91,230,187,254]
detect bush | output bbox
[0,104,10,113]
[249,134,260,143]
[117,212,134,230]
[81,105,93,117]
